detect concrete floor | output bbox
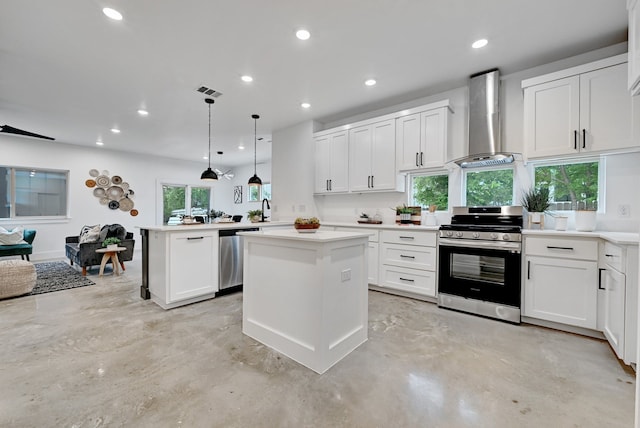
[0,259,635,427]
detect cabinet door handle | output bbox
[399,277,415,282]
[582,129,586,149]
[415,152,419,167]
[326,180,329,191]
[527,260,531,280]
[420,151,424,166]
[574,130,578,150]
[371,175,374,188]
[605,254,615,258]
[400,254,415,259]
[399,236,415,240]
[598,268,606,290]
[329,179,332,191]
[187,236,204,240]
[546,246,574,251]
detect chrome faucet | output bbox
[261,198,270,222]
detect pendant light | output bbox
[248,114,262,187]
[200,98,218,181]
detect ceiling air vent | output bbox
[196,86,223,98]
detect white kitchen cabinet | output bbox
[314,130,349,194]
[379,229,437,298]
[600,241,638,365]
[148,230,219,309]
[333,227,379,285]
[523,236,598,329]
[523,56,639,159]
[629,0,640,95]
[348,119,403,192]
[396,104,451,171]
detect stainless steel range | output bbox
[438,206,523,324]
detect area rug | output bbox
[31,261,95,295]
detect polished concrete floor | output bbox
[0,258,635,427]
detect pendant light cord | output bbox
[253,116,257,175]
[208,102,212,169]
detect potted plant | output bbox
[247,209,262,223]
[395,204,413,224]
[294,217,321,232]
[102,237,121,250]
[521,187,550,227]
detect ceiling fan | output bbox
[214,168,234,180]
[0,124,55,140]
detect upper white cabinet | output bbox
[349,119,403,192]
[629,0,640,95]
[396,102,451,171]
[523,55,640,159]
[314,130,349,194]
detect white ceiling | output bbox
[0,1,628,168]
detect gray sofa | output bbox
[65,224,135,276]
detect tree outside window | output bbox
[465,168,513,206]
[410,174,448,210]
[534,161,598,210]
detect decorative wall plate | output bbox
[101,170,109,176]
[99,197,110,205]
[111,175,123,185]
[127,189,135,197]
[89,169,99,177]
[85,179,96,188]
[95,175,111,187]
[130,209,139,216]
[118,197,134,211]
[107,186,124,199]
[93,187,106,198]
[120,182,129,191]
[108,200,119,210]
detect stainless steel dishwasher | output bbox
[218,228,258,292]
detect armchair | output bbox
[0,229,36,261]
[65,224,135,276]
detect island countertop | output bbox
[238,229,371,243]
[137,221,291,232]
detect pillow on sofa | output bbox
[79,224,101,244]
[99,224,126,242]
[0,226,25,245]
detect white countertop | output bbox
[523,229,639,245]
[239,229,371,243]
[137,221,291,232]
[323,221,440,231]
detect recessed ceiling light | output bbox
[238,145,245,150]
[96,141,104,146]
[203,155,208,160]
[472,39,488,49]
[102,7,123,21]
[137,109,149,116]
[241,75,253,83]
[110,128,120,134]
[296,29,311,40]
[365,79,377,86]
[301,102,311,109]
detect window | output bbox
[0,166,68,218]
[534,160,599,211]
[261,183,272,201]
[410,174,448,210]
[162,184,212,224]
[465,168,514,206]
[248,185,260,202]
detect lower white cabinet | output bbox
[379,229,437,297]
[523,236,598,329]
[148,230,219,309]
[333,227,379,285]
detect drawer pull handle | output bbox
[546,246,574,251]
[399,236,415,240]
[598,268,606,290]
[187,237,204,240]
[605,254,615,257]
[399,277,414,282]
[400,255,415,259]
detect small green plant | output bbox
[247,209,262,218]
[102,237,122,247]
[395,204,413,214]
[294,217,320,225]
[521,187,550,212]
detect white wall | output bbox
[0,134,241,260]
[210,161,272,221]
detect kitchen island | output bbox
[240,229,370,374]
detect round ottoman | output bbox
[0,259,37,299]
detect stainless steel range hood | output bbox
[454,68,515,168]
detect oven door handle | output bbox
[439,238,521,253]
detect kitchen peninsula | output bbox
[240,229,370,374]
[137,222,290,309]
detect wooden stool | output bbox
[95,247,127,276]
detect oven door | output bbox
[438,240,521,307]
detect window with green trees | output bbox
[534,160,599,210]
[410,174,448,210]
[465,168,513,206]
[162,184,211,223]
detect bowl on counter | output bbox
[294,217,321,233]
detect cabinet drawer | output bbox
[334,227,379,242]
[525,236,598,260]
[380,265,436,297]
[603,241,626,273]
[381,229,436,247]
[381,243,436,271]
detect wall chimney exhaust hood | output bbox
[454,68,515,168]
